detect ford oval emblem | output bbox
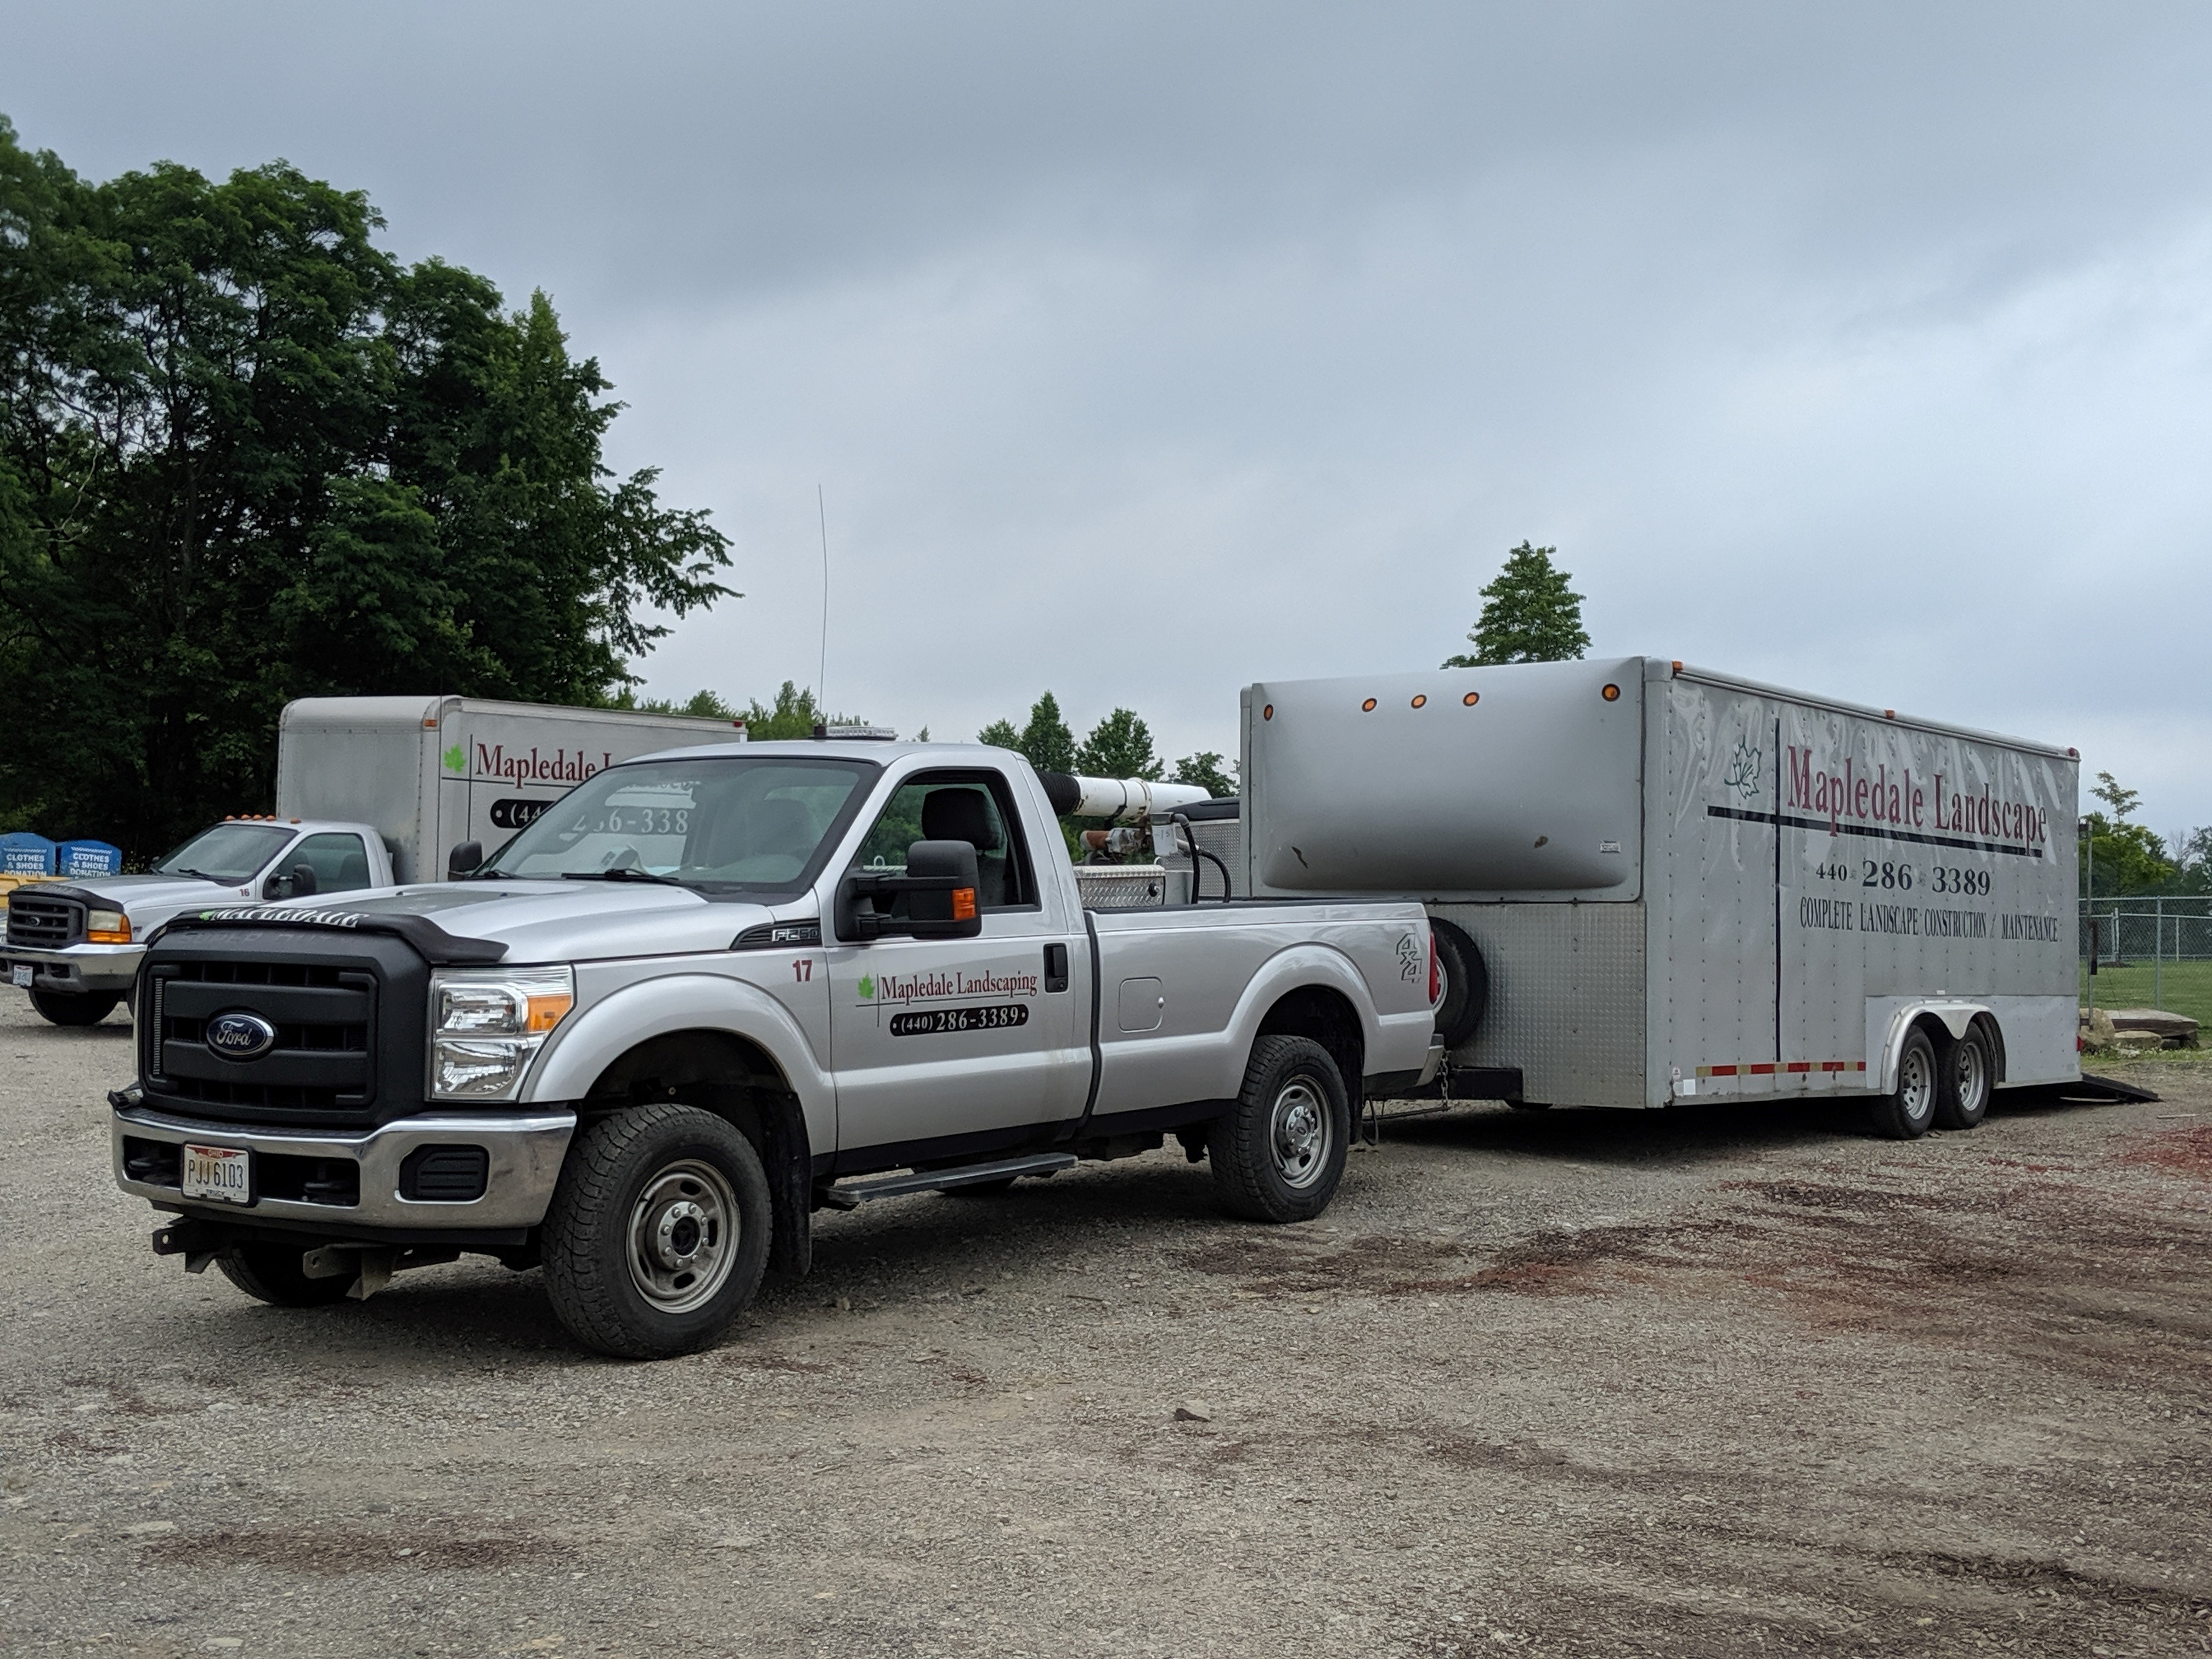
[205,1011,279,1062]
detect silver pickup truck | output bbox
[110,742,1441,1357]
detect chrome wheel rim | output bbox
[627,1159,740,1314]
[1269,1080,1331,1190]
[1899,1045,1935,1125]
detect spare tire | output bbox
[1429,917,1488,1049]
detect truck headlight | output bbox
[428,967,575,1100]
[87,909,132,944]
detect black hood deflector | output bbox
[149,906,510,965]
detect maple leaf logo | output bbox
[442,744,466,774]
[857,974,875,1000]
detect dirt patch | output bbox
[2124,1122,2212,1179]
[145,1527,558,1575]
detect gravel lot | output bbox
[4,992,2209,1658]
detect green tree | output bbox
[1171,751,1237,797]
[735,681,866,741]
[1077,708,1163,781]
[1443,541,1590,668]
[2091,771,2140,820]
[0,117,733,857]
[1017,692,1077,776]
[975,718,1020,751]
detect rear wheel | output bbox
[1869,1026,1938,1140]
[542,1104,771,1359]
[30,989,120,1026]
[1429,919,1488,1049]
[1210,1035,1350,1223]
[218,1243,355,1307]
[1936,1025,1994,1130]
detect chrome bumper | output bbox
[112,1105,577,1232]
[6,942,143,994]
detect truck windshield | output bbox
[153,822,296,883]
[479,757,877,893]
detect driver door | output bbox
[825,769,1084,1163]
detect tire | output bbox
[30,990,121,1026]
[1869,1025,1938,1140]
[1210,1035,1351,1223]
[541,1104,772,1360]
[1429,919,1488,1049]
[1935,1025,1994,1131]
[217,1243,355,1307]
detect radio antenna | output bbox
[816,484,831,719]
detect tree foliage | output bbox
[1076,708,1163,782]
[1171,751,1237,798]
[0,117,732,855]
[1443,541,1590,668]
[1015,692,1077,776]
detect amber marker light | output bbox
[1463,692,1479,706]
[1262,704,1273,720]
[1410,694,1427,708]
[1362,698,1378,712]
[524,986,575,1033]
[952,888,978,921]
[1601,684,1621,701]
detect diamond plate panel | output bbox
[1432,901,1646,1107]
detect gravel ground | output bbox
[3,993,2209,1658]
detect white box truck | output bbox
[5,697,744,1025]
[1233,656,2081,1138]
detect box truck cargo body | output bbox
[276,697,747,884]
[1238,657,2080,1114]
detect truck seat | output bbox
[921,788,1013,907]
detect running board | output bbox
[821,1153,1079,1208]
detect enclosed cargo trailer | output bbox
[1237,657,2080,1133]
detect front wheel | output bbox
[1210,1035,1350,1223]
[1869,1026,1938,1140]
[542,1104,771,1359]
[1935,1026,1994,1130]
[30,989,121,1026]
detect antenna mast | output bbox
[816,484,831,720]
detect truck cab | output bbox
[5,817,391,1025]
[109,742,1440,1357]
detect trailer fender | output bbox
[1869,1000,1995,1095]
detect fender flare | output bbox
[1210,942,1385,1101]
[524,975,834,1151]
[1874,1000,2001,1094]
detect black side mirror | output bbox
[835,839,983,942]
[265,862,318,900]
[447,840,484,879]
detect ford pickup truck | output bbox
[7,817,392,1025]
[110,742,1442,1357]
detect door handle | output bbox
[1044,941,1070,993]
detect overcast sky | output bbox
[8,3,2211,836]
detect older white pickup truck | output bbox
[110,742,1441,1357]
[5,817,392,1025]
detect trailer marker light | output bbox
[1262,704,1273,720]
[1410,695,1426,708]
[1463,692,1479,706]
[1601,684,1620,701]
[1671,660,1683,673]
[1362,698,1377,712]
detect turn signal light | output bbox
[1427,931,1441,1005]
[87,909,131,944]
[952,887,977,921]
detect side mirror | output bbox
[265,863,318,900]
[447,840,484,879]
[834,839,983,942]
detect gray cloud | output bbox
[8,2,2211,828]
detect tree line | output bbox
[0,116,731,858]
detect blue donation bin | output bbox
[56,840,123,879]
[0,832,56,876]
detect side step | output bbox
[819,1153,1078,1209]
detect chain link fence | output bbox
[2079,895,2212,1019]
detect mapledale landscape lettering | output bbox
[473,744,617,786]
[1785,747,2048,845]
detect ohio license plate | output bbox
[10,964,30,989]
[182,1143,252,1206]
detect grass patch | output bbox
[2079,958,2212,1029]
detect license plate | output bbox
[10,964,30,989]
[182,1143,253,1206]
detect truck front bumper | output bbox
[6,942,143,995]
[111,1104,577,1235]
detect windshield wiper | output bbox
[560,870,687,888]
[163,867,229,883]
